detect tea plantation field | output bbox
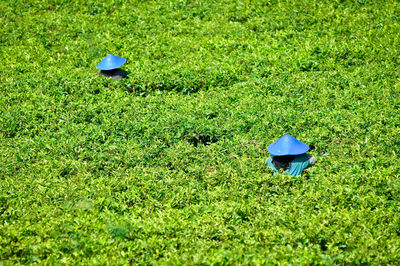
[1,0,400,264]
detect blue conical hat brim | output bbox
[96,54,127,70]
[267,134,309,156]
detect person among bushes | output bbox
[96,54,127,80]
[266,134,317,176]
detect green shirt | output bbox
[266,154,315,177]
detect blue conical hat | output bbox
[96,54,127,70]
[267,134,309,156]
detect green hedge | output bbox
[1,0,400,264]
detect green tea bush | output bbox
[1,0,400,264]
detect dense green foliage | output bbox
[1,0,400,264]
